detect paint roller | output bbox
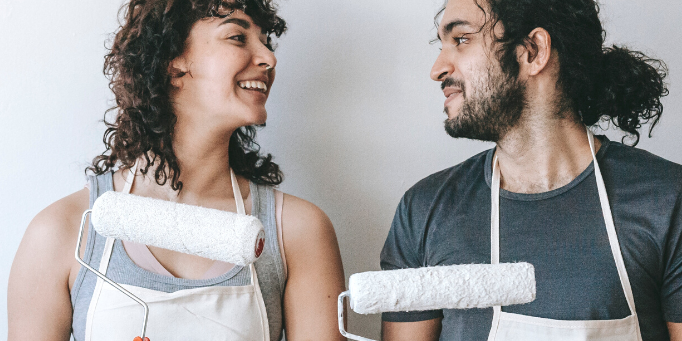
[338,263,536,341]
[75,191,266,341]
[91,191,266,265]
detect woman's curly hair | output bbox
[88,0,287,191]
[437,0,669,146]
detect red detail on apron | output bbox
[255,237,265,258]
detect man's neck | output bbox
[494,116,601,194]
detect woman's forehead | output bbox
[209,10,259,28]
[196,10,268,40]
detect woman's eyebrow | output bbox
[219,18,251,29]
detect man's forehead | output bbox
[438,0,488,37]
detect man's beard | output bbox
[443,62,527,142]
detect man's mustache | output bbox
[441,77,466,96]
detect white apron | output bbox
[84,165,270,341]
[487,130,643,341]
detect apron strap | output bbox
[231,169,246,215]
[491,154,501,266]
[100,160,139,274]
[587,130,638,315]
[488,155,503,340]
[122,161,138,194]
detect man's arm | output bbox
[669,322,682,341]
[380,192,444,340]
[382,319,442,341]
[664,190,682,341]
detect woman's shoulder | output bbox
[279,193,339,261]
[11,188,91,299]
[23,188,90,273]
[25,188,90,248]
[34,187,89,230]
[279,193,333,236]
[8,188,91,339]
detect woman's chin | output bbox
[249,110,268,126]
[219,108,268,128]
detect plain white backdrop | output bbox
[1,0,680,338]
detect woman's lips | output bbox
[240,87,268,102]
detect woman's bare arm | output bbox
[8,189,89,341]
[281,194,346,341]
[382,319,442,341]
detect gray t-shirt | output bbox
[380,138,682,341]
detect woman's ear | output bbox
[168,57,189,88]
[517,27,553,77]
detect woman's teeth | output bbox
[239,81,267,93]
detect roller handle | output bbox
[338,291,376,341]
[75,210,150,341]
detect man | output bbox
[380,0,682,340]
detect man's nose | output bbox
[430,50,455,82]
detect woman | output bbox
[8,0,346,340]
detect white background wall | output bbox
[1,0,680,338]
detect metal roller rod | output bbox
[338,291,375,341]
[75,210,150,340]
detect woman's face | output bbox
[171,10,277,130]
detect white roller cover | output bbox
[91,191,266,266]
[348,263,535,314]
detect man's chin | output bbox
[444,116,500,142]
[444,117,466,139]
[443,105,462,121]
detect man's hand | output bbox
[669,322,682,341]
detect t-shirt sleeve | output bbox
[662,192,682,323]
[380,193,444,322]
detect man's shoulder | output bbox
[605,139,682,190]
[403,149,491,204]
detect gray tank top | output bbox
[70,172,286,341]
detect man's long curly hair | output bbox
[88,0,286,191]
[436,0,669,145]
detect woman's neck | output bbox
[132,118,241,204]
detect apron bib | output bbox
[487,129,643,341]
[84,164,270,341]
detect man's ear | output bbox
[169,57,189,88]
[517,27,552,77]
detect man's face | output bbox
[431,0,526,142]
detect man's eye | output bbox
[454,36,469,46]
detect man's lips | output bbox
[443,87,463,98]
[443,87,463,107]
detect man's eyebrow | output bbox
[219,18,251,29]
[437,19,473,40]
